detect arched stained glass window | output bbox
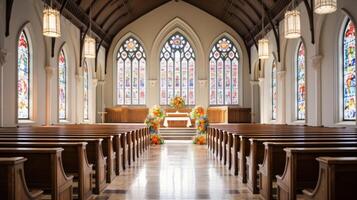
[58,49,67,120]
[209,37,239,105]
[17,30,31,120]
[272,60,277,120]
[160,32,195,105]
[343,19,356,120]
[83,66,89,121]
[117,37,146,105]
[296,42,306,120]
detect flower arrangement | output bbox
[190,106,205,119]
[145,115,160,134]
[151,134,165,145]
[169,96,185,110]
[196,115,209,134]
[150,105,165,120]
[193,134,206,145]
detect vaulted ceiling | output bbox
[45,0,295,49]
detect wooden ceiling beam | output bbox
[105,12,129,33]
[93,0,113,21]
[230,1,256,26]
[99,0,128,28]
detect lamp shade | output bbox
[84,36,96,59]
[284,10,301,39]
[258,38,269,59]
[314,0,337,14]
[43,7,61,38]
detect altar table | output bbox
[163,112,192,127]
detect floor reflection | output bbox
[101,141,261,200]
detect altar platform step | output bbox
[160,128,196,140]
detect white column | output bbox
[258,78,265,123]
[45,66,55,126]
[92,78,98,123]
[0,48,6,127]
[277,70,286,124]
[250,80,260,123]
[97,80,105,121]
[75,74,83,123]
[311,55,322,126]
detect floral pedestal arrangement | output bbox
[170,96,185,112]
[145,105,165,145]
[190,106,209,145]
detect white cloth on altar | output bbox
[163,116,192,127]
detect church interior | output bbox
[1,0,357,199]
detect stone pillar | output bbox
[277,70,286,124]
[75,74,83,123]
[97,80,105,122]
[92,78,98,123]
[45,66,55,126]
[258,78,265,123]
[0,48,6,127]
[311,55,322,126]
[250,80,260,123]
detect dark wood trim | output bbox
[79,27,90,67]
[303,0,315,44]
[5,0,14,37]
[51,38,56,58]
[95,39,103,72]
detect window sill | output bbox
[334,121,356,127]
[17,120,36,126]
[59,120,71,124]
[291,120,306,125]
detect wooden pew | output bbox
[0,142,93,200]
[276,147,357,200]
[258,141,357,200]
[0,157,43,200]
[0,148,73,200]
[301,157,357,200]
[0,137,106,194]
[247,137,357,194]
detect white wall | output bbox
[105,1,251,110]
[0,0,100,126]
[252,0,357,127]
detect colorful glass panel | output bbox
[343,19,356,120]
[83,66,89,120]
[58,49,67,120]
[160,33,195,105]
[209,37,240,105]
[297,42,306,120]
[272,61,277,120]
[117,37,146,105]
[17,31,30,119]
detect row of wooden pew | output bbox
[207,124,357,200]
[0,124,150,200]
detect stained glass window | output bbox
[160,32,195,105]
[343,19,356,120]
[17,31,31,120]
[296,42,306,120]
[209,37,239,105]
[58,49,67,120]
[83,66,89,121]
[272,60,277,120]
[117,37,146,105]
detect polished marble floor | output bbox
[98,141,261,200]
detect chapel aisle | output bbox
[98,141,261,200]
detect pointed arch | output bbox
[341,18,356,121]
[115,34,147,105]
[208,34,240,105]
[17,27,32,120]
[58,44,68,121]
[296,41,306,120]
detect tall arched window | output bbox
[17,30,31,120]
[342,19,356,121]
[272,60,277,120]
[160,32,195,105]
[58,49,67,121]
[83,65,89,121]
[117,37,146,105]
[296,42,306,120]
[209,36,239,105]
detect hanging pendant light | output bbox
[258,0,269,60]
[258,38,269,59]
[314,0,337,14]
[84,36,96,59]
[43,7,61,37]
[284,10,301,39]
